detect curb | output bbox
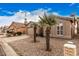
[0,40,18,56]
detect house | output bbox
[35,15,78,39]
[27,21,36,36]
[50,16,78,39]
[8,21,28,34]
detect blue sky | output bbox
[0,3,79,16]
[0,3,79,26]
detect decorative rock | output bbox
[64,41,76,56]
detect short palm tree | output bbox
[32,22,37,43]
[38,20,44,37]
[39,13,56,51]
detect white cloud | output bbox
[52,12,59,16]
[0,8,15,15]
[2,10,15,14]
[7,11,15,14]
[0,8,51,27]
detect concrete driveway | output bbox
[0,34,29,56]
[1,35,29,43]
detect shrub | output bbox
[16,32,22,36]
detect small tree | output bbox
[39,13,56,51]
[38,20,44,37]
[32,22,37,43]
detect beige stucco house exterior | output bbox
[28,15,78,39]
[49,16,78,39]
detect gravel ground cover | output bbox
[8,36,79,56]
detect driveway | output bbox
[0,34,29,56]
[0,35,29,43]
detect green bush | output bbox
[16,32,22,36]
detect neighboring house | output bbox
[36,15,78,39]
[8,22,28,34]
[27,21,35,36]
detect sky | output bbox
[0,3,79,26]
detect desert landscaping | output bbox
[0,34,79,56]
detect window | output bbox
[57,26,59,35]
[57,23,63,35]
[61,26,63,35]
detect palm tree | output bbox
[38,20,44,37]
[32,22,37,43]
[39,13,56,51]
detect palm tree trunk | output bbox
[34,25,37,42]
[39,27,44,37]
[45,26,51,51]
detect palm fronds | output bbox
[39,13,56,27]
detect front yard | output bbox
[8,36,79,56]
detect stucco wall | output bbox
[28,27,34,36]
[28,19,72,39]
[50,19,72,39]
[9,23,28,34]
